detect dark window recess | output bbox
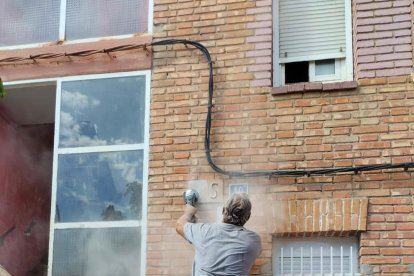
[285,61,309,84]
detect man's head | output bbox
[222,193,252,226]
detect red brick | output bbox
[360,256,400,264]
[360,247,380,255]
[382,265,408,273]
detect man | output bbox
[176,193,262,276]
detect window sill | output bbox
[271,81,358,95]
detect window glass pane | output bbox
[315,59,336,76]
[285,61,309,84]
[59,76,146,147]
[52,228,141,276]
[56,151,143,222]
[66,0,148,40]
[0,1,60,47]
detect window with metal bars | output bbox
[272,237,360,276]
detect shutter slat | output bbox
[280,2,343,10]
[281,28,346,37]
[279,8,344,19]
[280,14,345,25]
[279,52,346,63]
[281,40,346,50]
[281,24,345,33]
[280,31,346,42]
[280,0,343,7]
[279,0,346,61]
[280,45,345,54]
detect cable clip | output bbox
[64,53,72,61]
[102,48,114,59]
[29,55,38,63]
[143,44,151,56]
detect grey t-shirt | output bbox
[184,222,262,276]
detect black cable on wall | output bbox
[2,38,414,177]
[151,39,414,177]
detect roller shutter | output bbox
[279,0,346,63]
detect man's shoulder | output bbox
[185,222,217,234]
[241,228,262,245]
[243,227,260,236]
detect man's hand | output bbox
[176,204,198,239]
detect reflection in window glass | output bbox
[59,76,146,147]
[53,228,141,276]
[66,0,148,40]
[0,1,60,46]
[315,59,336,76]
[56,151,143,222]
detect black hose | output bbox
[151,39,414,177]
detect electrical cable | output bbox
[1,38,414,177]
[150,39,414,177]
[0,44,149,63]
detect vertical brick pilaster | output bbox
[246,0,272,87]
[272,198,369,236]
[354,0,413,79]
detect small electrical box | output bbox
[229,183,248,195]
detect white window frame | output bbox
[272,0,353,86]
[310,59,343,83]
[272,237,360,276]
[0,0,154,50]
[4,70,151,276]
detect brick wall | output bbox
[268,198,369,236]
[354,0,413,79]
[150,0,414,275]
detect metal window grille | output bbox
[273,237,360,276]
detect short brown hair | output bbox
[222,193,252,226]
